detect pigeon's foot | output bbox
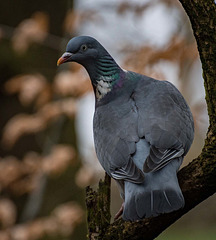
[114,202,124,221]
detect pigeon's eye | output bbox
[81,44,88,51]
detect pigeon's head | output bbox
[57,36,108,67]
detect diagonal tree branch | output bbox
[179,0,216,126]
[86,1,216,239]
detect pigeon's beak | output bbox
[57,52,73,66]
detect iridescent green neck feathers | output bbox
[93,55,123,100]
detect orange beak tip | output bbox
[57,57,63,66]
[57,52,73,66]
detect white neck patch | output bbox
[96,79,112,100]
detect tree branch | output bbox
[86,1,216,239]
[179,0,216,127]
[86,173,111,239]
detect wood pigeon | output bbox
[57,36,194,221]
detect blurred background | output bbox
[0,0,215,239]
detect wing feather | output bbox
[144,147,184,173]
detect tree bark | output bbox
[86,1,216,239]
[86,173,111,239]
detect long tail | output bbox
[123,157,184,221]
